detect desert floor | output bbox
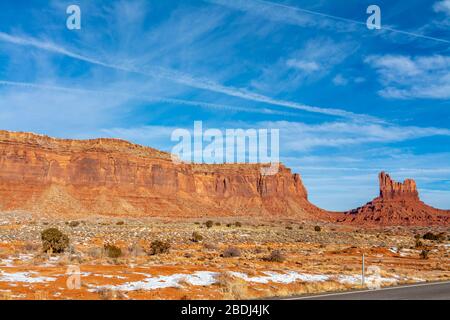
[0,211,448,300]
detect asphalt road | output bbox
[283,281,450,300]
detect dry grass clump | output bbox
[420,249,430,260]
[148,240,171,255]
[191,231,203,243]
[98,288,126,300]
[215,273,250,299]
[205,220,214,228]
[262,250,285,262]
[221,246,241,258]
[103,243,122,259]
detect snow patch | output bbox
[229,271,329,284]
[89,271,217,292]
[0,271,57,283]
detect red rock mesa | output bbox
[0,130,326,219]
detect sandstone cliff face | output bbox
[342,172,450,226]
[0,130,324,219]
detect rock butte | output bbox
[0,130,448,226]
[342,172,450,226]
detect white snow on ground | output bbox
[229,271,329,284]
[0,271,56,283]
[0,259,14,267]
[88,271,217,292]
[389,247,398,254]
[89,270,401,292]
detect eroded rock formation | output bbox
[342,172,450,226]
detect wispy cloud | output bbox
[366,54,450,99]
[266,120,450,151]
[0,31,378,121]
[0,80,295,117]
[251,37,358,93]
[433,0,450,16]
[207,0,450,44]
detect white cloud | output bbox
[286,59,320,73]
[332,74,348,86]
[251,38,358,93]
[263,120,450,151]
[433,0,450,16]
[366,54,450,99]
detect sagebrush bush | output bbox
[221,246,241,258]
[191,231,203,243]
[205,220,214,228]
[149,240,171,255]
[235,222,242,227]
[41,228,69,254]
[423,232,439,241]
[262,250,285,262]
[415,239,423,248]
[116,221,125,226]
[69,221,80,228]
[104,244,122,259]
[314,226,321,232]
[420,249,430,260]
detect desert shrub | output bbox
[286,226,293,230]
[226,223,232,228]
[104,244,122,259]
[191,231,204,243]
[423,232,439,241]
[414,234,421,240]
[69,221,80,228]
[215,222,221,226]
[298,226,303,230]
[420,249,430,260]
[221,246,241,258]
[314,226,321,232]
[205,220,214,228]
[262,250,285,263]
[149,240,171,255]
[116,221,125,226]
[194,222,200,225]
[235,222,242,227]
[415,239,423,248]
[41,228,69,254]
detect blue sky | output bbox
[0,0,449,211]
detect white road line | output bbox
[283,281,450,300]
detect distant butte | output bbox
[341,172,450,226]
[0,129,448,226]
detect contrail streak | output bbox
[0,32,381,122]
[208,0,450,44]
[0,80,294,116]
